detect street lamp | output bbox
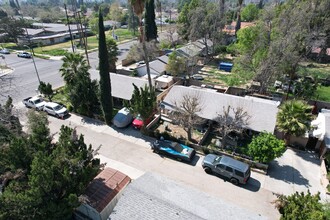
[24,45,41,85]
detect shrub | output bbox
[274,191,325,219]
[247,132,286,163]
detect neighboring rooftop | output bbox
[110,73,151,100]
[110,172,265,220]
[162,85,280,133]
[83,168,131,213]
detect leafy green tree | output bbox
[241,4,259,22]
[38,81,54,101]
[98,11,113,125]
[276,100,313,145]
[0,96,22,136]
[144,0,157,41]
[166,51,187,76]
[106,38,118,73]
[177,3,190,40]
[60,53,99,116]
[274,191,325,220]
[0,17,26,43]
[127,2,139,34]
[0,123,101,219]
[248,132,286,163]
[127,84,156,129]
[89,16,99,35]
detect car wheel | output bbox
[55,114,60,118]
[176,157,182,162]
[153,148,159,153]
[204,167,212,174]
[230,178,239,185]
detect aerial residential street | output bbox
[34,112,281,219]
[0,39,136,104]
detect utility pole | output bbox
[64,4,75,53]
[77,11,90,66]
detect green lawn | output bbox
[3,28,136,56]
[316,86,330,102]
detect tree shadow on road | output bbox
[268,160,311,187]
[291,149,321,166]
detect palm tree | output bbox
[276,100,313,145]
[129,0,153,90]
[60,53,89,86]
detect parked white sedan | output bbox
[43,102,68,119]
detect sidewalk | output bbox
[0,68,13,77]
[68,113,155,149]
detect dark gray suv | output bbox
[202,154,250,185]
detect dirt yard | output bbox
[156,121,203,143]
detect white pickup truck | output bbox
[22,96,47,111]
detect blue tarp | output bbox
[219,62,233,72]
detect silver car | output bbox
[43,102,68,119]
[202,154,250,185]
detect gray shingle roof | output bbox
[110,73,149,100]
[158,55,169,64]
[110,172,265,220]
[176,43,202,58]
[149,59,167,74]
[24,28,45,36]
[163,85,279,133]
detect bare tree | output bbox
[164,25,177,46]
[214,105,250,150]
[171,92,204,142]
[126,41,160,63]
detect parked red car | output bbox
[132,114,152,129]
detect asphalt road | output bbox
[36,113,279,219]
[0,40,137,104]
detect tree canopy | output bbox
[127,84,156,129]
[248,132,286,163]
[60,53,99,116]
[275,191,326,220]
[144,0,157,41]
[98,11,113,125]
[276,100,312,144]
[0,110,101,219]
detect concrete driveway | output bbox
[253,148,329,201]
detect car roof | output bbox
[220,155,249,172]
[45,102,60,108]
[30,96,43,101]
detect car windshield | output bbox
[53,105,63,111]
[213,156,222,164]
[135,114,142,120]
[34,99,41,104]
[170,142,183,153]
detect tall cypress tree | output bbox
[145,0,158,41]
[98,11,113,125]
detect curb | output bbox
[0,68,13,77]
